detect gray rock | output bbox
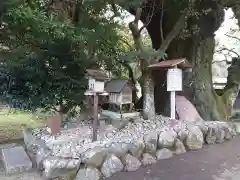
[108,143,130,159]
[1,146,32,175]
[0,143,17,160]
[36,145,52,170]
[177,129,189,141]
[141,153,157,166]
[205,125,217,144]
[173,139,186,155]
[185,125,204,150]
[76,167,101,180]
[198,124,208,136]
[158,129,177,148]
[22,127,34,148]
[122,154,141,172]
[234,123,240,135]
[112,120,129,130]
[194,121,208,136]
[225,129,233,140]
[221,124,234,140]
[42,156,81,179]
[129,140,145,160]
[58,173,79,180]
[0,143,17,150]
[156,148,173,160]
[101,154,124,178]
[216,128,225,144]
[144,132,158,154]
[83,147,107,168]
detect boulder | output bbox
[36,145,52,170]
[108,143,130,159]
[156,148,173,160]
[58,174,78,180]
[221,124,234,140]
[234,123,240,135]
[101,154,123,178]
[196,123,208,136]
[22,127,35,148]
[173,139,186,155]
[215,128,225,144]
[205,125,217,144]
[42,156,81,179]
[185,125,204,150]
[144,132,158,154]
[122,154,142,172]
[177,129,189,142]
[128,139,145,160]
[141,153,157,166]
[83,147,107,168]
[158,129,177,148]
[175,95,204,122]
[76,167,102,180]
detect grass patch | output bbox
[0,109,44,143]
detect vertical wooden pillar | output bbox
[92,93,98,141]
[170,91,176,119]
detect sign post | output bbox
[85,69,109,142]
[167,68,183,120]
[148,58,192,120]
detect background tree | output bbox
[0,0,123,118]
[119,0,240,121]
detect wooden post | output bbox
[92,92,98,141]
[170,91,176,119]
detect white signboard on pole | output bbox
[167,68,183,92]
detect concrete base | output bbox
[1,146,32,175]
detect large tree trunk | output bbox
[142,70,155,120]
[145,1,240,121]
[129,11,156,120]
[184,37,227,121]
[125,0,240,121]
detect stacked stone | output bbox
[25,119,240,180]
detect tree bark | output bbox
[128,9,156,120]
[142,69,155,120]
[144,0,240,121]
[184,37,226,121]
[124,0,240,121]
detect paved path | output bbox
[108,137,240,180]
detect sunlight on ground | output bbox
[0,109,44,143]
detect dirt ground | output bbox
[108,136,240,180]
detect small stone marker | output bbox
[1,146,32,175]
[0,143,17,160]
[47,115,62,135]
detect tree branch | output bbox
[160,0,164,41]
[158,12,186,53]
[232,5,240,27]
[215,47,240,58]
[134,8,142,23]
[212,60,227,64]
[129,8,144,51]
[225,34,240,42]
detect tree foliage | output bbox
[0,0,125,113]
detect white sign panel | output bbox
[89,78,95,91]
[94,81,105,92]
[167,68,182,91]
[88,78,105,92]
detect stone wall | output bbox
[24,117,240,180]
